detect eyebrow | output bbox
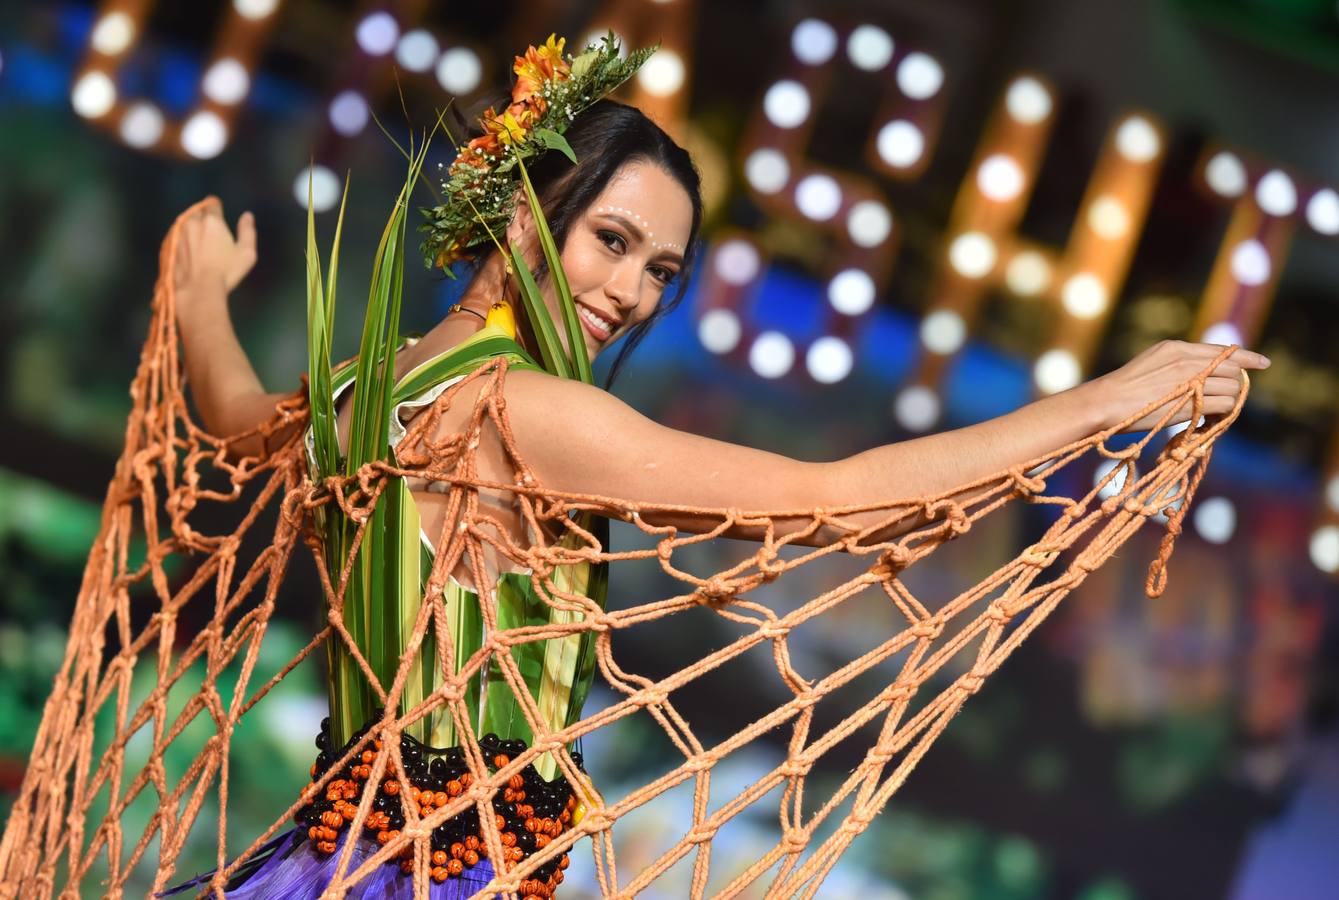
[601,213,686,267]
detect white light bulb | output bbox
[91,12,136,56]
[948,232,997,279]
[181,111,228,159]
[1005,251,1051,296]
[1034,349,1081,394]
[847,200,893,247]
[698,309,742,354]
[293,164,341,213]
[745,148,790,194]
[202,58,250,105]
[920,309,966,355]
[1005,77,1051,124]
[897,52,943,100]
[749,331,795,379]
[329,90,369,136]
[1255,169,1297,217]
[806,336,854,383]
[847,25,893,71]
[1229,240,1271,286]
[828,269,876,315]
[714,240,761,285]
[763,80,810,129]
[1061,273,1109,319]
[119,102,164,148]
[395,29,439,72]
[1205,151,1247,197]
[1193,496,1236,544]
[356,12,399,56]
[795,173,842,221]
[976,154,1025,202]
[71,70,117,119]
[894,385,939,432]
[1114,116,1160,163]
[1306,188,1339,235]
[791,19,837,65]
[1310,525,1339,573]
[1087,195,1130,240]
[876,120,924,168]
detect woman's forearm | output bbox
[177,278,294,454]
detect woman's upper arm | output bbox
[502,370,826,531]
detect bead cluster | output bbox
[296,716,585,897]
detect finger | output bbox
[1201,375,1242,397]
[236,211,257,256]
[1229,346,1270,369]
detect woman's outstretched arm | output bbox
[496,340,1268,547]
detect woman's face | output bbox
[541,159,694,362]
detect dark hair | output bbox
[462,99,704,388]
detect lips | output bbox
[576,303,619,344]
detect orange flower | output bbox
[512,34,569,103]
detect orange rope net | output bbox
[0,214,1245,899]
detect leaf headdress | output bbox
[418,32,657,273]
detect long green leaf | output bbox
[509,241,571,380]
[305,172,337,479]
[514,154,593,384]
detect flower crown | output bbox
[419,33,657,271]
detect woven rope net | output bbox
[0,213,1244,899]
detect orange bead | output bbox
[430,865,448,883]
[377,830,389,844]
[464,849,479,866]
[383,780,399,795]
[493,754,510,768]
[464,835,480,851]
[535,833,550,849]
[432,850,448,866]
[509,774,524,790]
[317,840,337,855]
[434,791,449,807]
[460,773,473,786]
[495,814,507,830]
[361,750,375,765]
[400,860,414,874]
[310,763,318,777]
[450,842,465,859]
[560,810,571,824]
[558,854,569,870]
[500,831,516,847]
[507,846,524,862]
[447,779,463,797]
[307,826,318,841]
[447,858,464,876]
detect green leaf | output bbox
[532,127,577,165]
[513,154,593,384]
[509,240,572,380]
[305,170,338,479]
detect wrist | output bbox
[1059,376,1111,436]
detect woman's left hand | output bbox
[172,197,258,296]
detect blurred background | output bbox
[2,0,1339,897]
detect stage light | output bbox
[1229,239,1271,286]
[1114,116,1159,162]
[791,19,837,65]
[1034,348,1081,394]
[976,154,1025,202]
[638,49,685,97]
[1309,524,1339,573]
[436,47,482,95]
[1093,458,1131,500]
[847,200,892,247]
[749,331,795,378]
[847,25,894,71]
[920,309,966,354]
[744,148,789,194]
[828,269,876,315]
[329,90,369,136]
[91,12,136,56]
[1005,251,1051,296]
[119,102,164,148]
[763,80,810,128]
[202,58,250,105]
[1193,496,1236,544]
[1005,77,1051,124]
[180,110,228,159]
[1061,273,1108,319]
[1200,321,1244,347]
[698,309,742,354]
[1205,151,1246,197]
[1255,169,1297,217]
[894,385,939,431]
[71,71,117,119]
[807,336,854,383]
[395,29,439,72]
[233,0,280,19]
[293,164,340,213]
[1326,474,1339,514]
[713,240,760,285]
[876,120,924,168]
[948,232,996,279]
[795,173,842,221]
[356,12,399,56]
[1306,188,1339,234]
[897,52,943,100]
[1087,195,1130,239]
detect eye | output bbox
[596,229,626,254]
[647,265,677,286]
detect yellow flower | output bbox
[512,33,570,103]
[484,103,534,146]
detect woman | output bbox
[166,92,1267,896]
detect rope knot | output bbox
[883,683,915,704]
[910,619,942,640]
[985,602,1010,624]
[758,621,790,640]
[778,759,809,779]
[685,823,717,845]
[959,673,986,695]
[698,577,735,601]
[633,686,668,708]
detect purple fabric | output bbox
[158,826,497,898]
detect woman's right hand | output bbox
[1085,339,1270,434]
[171,197,257,321]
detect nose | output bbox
[604,264,639,317]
